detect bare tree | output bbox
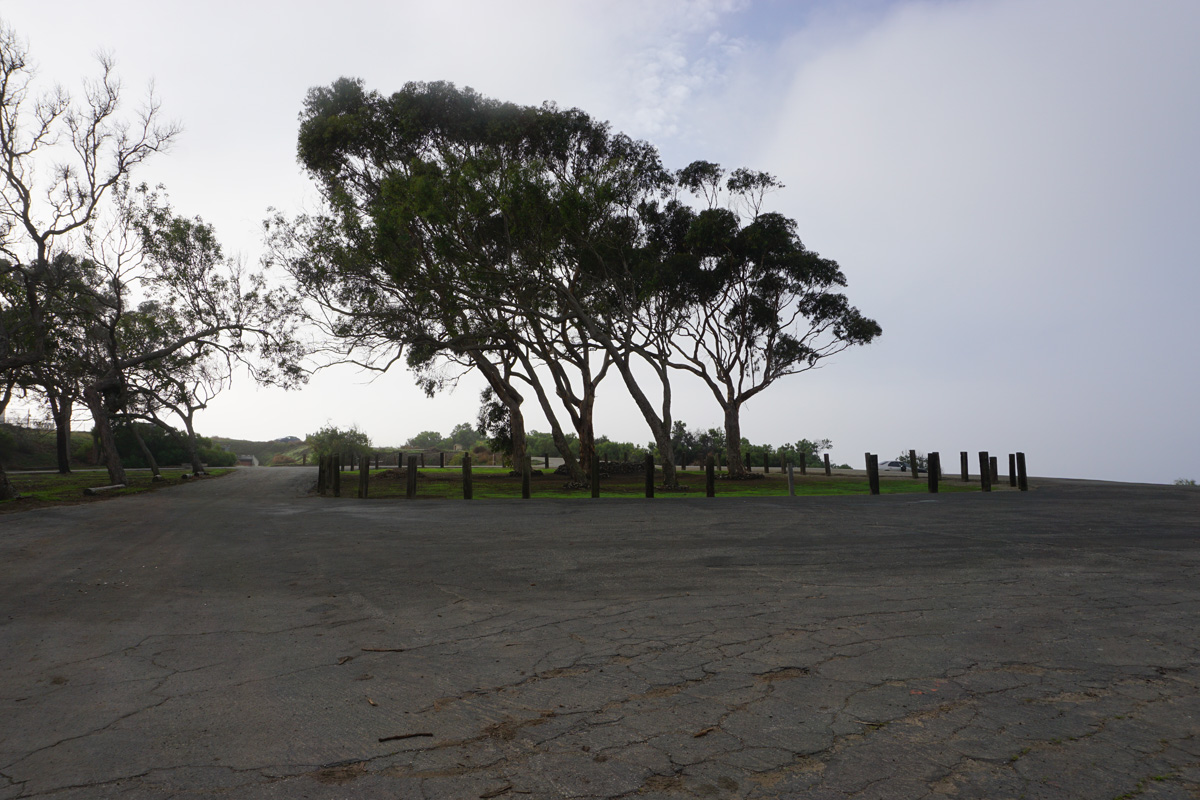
[0,22,177,496]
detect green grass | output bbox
[328,467,984,500]
[1,468,233,513]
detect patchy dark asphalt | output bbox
[1,468,1198,799]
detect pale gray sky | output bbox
[4,0,1197,483]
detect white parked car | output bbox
[879,459,924,473]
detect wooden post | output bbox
[644,453,655,498]
[1017,452,1028,491]
[317,455,327,495]
[1008,454,1017,487]
[591,454,600,498]
[866,453,880,495]
[544,453,549,469]
[978,451,991,492]
[462,453,473,499]
[764,451,770,474]
[960,451,969,481]
[780,452,787,472]
[800,454,807,475]
[332,455,341,497]
[302,452,307,466]
[406,456,417,499]
[420,452,425,468]
[823,453,831,476]
[928,452,940,493]
[521,456,531,499]
[374,453,379,469]
[989,456,999,484]
[910,449,919,479]
[706,453,716,497]
[358,457,369,499]
[440,451,445,469]
[787,464,795,497]
[397,451,401,468]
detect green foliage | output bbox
[306,425,371,458]
[406,430,446,449]
[1175,478,1197,486]
[476,391,512,456]
[449,422,481,451]
[111,422,235,468]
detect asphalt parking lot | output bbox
[1,468,1198,799]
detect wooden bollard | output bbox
[332,455,341,497]
[420,452,425,468]
[978,451,991,492]
[317,455,326,495]
[706,453,716,497]
[989,456,999,484]
[1017,452,1028,491]
[406,456,417,499]
[787,464,795,497]
[866,453,880,495]
[591,454,600,498]
[1008,454,1017,487]
[928,452,940,493]
[960,451,969,481]
[544,453,549,469]
[396,452,401,468]
[780,452,787,472]
[764,451,770,474]
[644,453,655,498]
[824,453,831,476]
[374,453,379,469]
[800,455,807,475]
[910,449,919,479]
[521,456,531,499]
[440,452,445,469]
[462,453,473,499]
[358,457,369,499]
[302,452,307,466]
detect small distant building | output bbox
[237,455,259,467]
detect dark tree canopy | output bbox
[279,78,880,483]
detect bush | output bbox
[1175,478,1197,486]
[200,447,237,467]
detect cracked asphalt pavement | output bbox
[1,468,1199,799]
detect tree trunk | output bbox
[83,385,127,486]
[182,414,205,475]
[49,395,73,474]
[723,401,747,478]
[471,351,528,472]
[131,426,161,478]
[578,401,597,481]
[515,352,584,482]
[509,403,527,472]
[605,349,678,487]
[0,458,16,500]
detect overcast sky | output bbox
[4,0,1198,484]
